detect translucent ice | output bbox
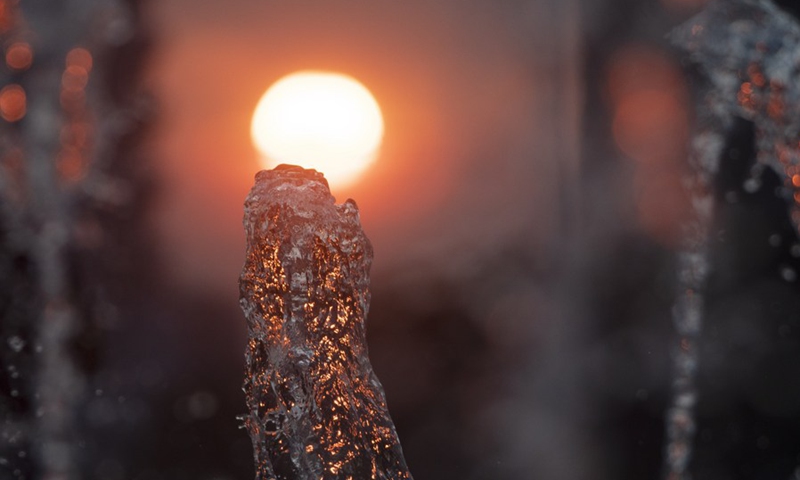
[665,1,800,478]
[239,165,413,480]
[671,0,800,231]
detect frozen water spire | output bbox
[666,1,800,478]
[239,165,413,480]
[672,0,800,230]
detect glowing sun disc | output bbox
[251,71,384,188]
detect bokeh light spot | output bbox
[608,44,691,245]
[612,90,688,165]
[62,65,89,92]
[0,0,16,34]
[5,42,32,71]
[57,146,85,183]
[0,84,25,122]
[66,47,93,72]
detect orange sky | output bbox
[145,0,579,300]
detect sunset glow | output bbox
[251,71,384,188]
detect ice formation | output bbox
[672,0,800,229]
[239,165,413,480]
[665,1,800,478]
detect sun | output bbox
[251,71,384,189]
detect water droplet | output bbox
[769,234,782,246]
[7,336,24,353]
[791,244,800,257]
[782,266,797,282]
[744,177,761,192]
[676,392,697,408]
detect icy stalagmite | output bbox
[239,165,413,480]
[664,1,800,478]
[672,0,800,231]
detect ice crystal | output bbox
[664,1,800,478]
[672,0,800,230]
[239,165,413,480]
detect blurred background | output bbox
[2,0,800,479]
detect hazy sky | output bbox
[144,0,579,301]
